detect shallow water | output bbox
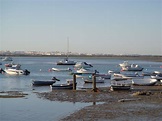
[0,57,162,121]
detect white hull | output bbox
[132,78,157,86]
[76,68,98,74]
[52,67,72,72]
[5,69,24,75]
[84,78,104,83]
[74,62,93,69]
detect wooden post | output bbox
[73,74,76,90]
[92,74,97,92]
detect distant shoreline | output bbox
[0,54,162,62]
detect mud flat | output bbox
[0,91,28,98]
[37,86,162,121]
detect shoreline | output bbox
[1,55,162,62]
[37,86,162,121]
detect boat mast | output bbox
[67,37,69,59]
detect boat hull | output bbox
[84,79,104,83]
[32,81,55,86]
[132,78,157,86]
[50,84,73,90]
[110,85,131,91]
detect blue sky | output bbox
[0,0,161,55]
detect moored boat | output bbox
[51,67,72,72]
[2,57,13,61]
[32,77,59,86]
[121,64,143,71]
[84,77,105,83]
[132,78,157,86]
[119,61,131,67]
[151,71,162,81]
[4,68,30,75]
[57,58,76,65]
[110,82,131,91]
[74,62,93,69]
[50,79,75,90]
[76,68,99,74]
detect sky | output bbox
[0,0,161,55]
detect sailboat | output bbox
[57,38,76,65]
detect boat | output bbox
[74,62,93,69]
[132,78,157,86]
[112,73,132,81]
[119,61,131,67]
[96,73,111,79]
[76,68,99,74]
[57,58,76,65]
[51,67,72,72]
[57,38,76,65]
[110,82,131,91]
[4,64,30,75]
[121,64,143,71]
[4,68,30,75]
[5,62,21,68]
[32,77,60,86]
[84,77,105,83]
[112,72,144,81]
[108,69,120,74]
[2,57,13,61]
[151,71,162,81]
[50,79,75,90]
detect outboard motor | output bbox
[0,68,5,74]
[23,69,30,75]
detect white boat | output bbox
[84,77,104,83]
[110,81,131,91]
[108,70,120,74]
[151,71,162,80]
[74,62,93,69]
[121,64,143,71]
[119,61,131,67]
[57,58,76,65]
[57,38,76,65]
[2,57,13,61]
[132,78,157,86]
[50,79,75,90]
[75,73,91,78]
[4,68,30,75]
[112,72,144,81]
[76,68,99,74]
[51,67,72,72]
[112,73,132,81]
[5,62,21,68]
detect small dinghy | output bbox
[132,78,157,86]
[51,67,72,72]
[110,82,131,91]
[50,79,76,90]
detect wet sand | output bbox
[37,85,162,121]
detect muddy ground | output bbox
[37,86,162,121]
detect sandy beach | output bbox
[37,85,162,121]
